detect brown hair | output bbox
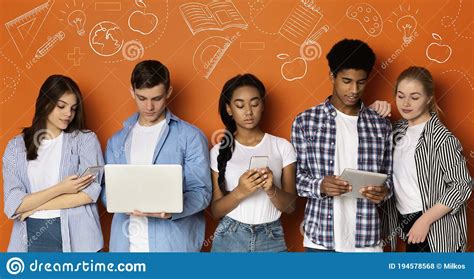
[23,75,88,160]
[394,66,442,114]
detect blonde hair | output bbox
[394,66,442,114]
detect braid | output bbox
[217,123,236,195]
[216,73,265,195]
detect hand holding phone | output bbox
[248,156,268,170]
[79,166,103,178]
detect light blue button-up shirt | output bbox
[2,131,104,252]
[102,110,212,252]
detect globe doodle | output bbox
[89,21,124,57]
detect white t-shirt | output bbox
[27,132,64,219]
[210,133,296,224]
[304,109,382,252]
[129,120,165,252]
[393,121,427,214]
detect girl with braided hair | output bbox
[209,73,297,252]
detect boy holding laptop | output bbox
[102,60,212,252]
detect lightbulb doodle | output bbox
[387,5,419,44]
[59,0,87,36]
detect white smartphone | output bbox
[248,156,268,170]
[79,166,104,178]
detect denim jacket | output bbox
[102,110,212,252]
[3,131,104,252]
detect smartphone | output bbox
[79,166,104,178]
[248,156,268,170]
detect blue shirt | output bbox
[2,131,104,252]
[103,110,212,252]
[291,98,393,249]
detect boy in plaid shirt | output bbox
[291,39,393,252]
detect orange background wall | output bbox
[1,0,473,252]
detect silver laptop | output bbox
[105,164,183,213]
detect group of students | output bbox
[3,38,472,253]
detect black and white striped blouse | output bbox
[381,113,472,252]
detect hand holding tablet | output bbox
[340,168,388,202]
[320,175,352,197]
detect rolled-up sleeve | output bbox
[291,116,324,199]
[3,139,28,219]
[78,132,105,203]
[438,136,472,215]
[171,128,212,221]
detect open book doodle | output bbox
[180,0,248,35]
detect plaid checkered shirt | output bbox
[291,97,393,249]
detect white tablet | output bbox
[105,164,183,213]
[340,168,388,199]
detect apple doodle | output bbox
[346,3,383,37]
[277,53,307,82]
[426,33,452,64]
[128,0,158,35]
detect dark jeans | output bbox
[398,211,431,252]
[26,217,62,252]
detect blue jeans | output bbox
[211,216,287,252]
[26,217,62,252]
